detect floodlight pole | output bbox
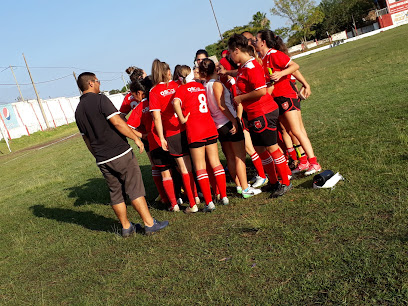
[209,0,223,41]
[23,53,50,129]
[73,71,82,95]
[121,74,128,91]
[10,65,25,101]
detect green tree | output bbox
[313,0,375,38]
[270,0,324,47]
[205,12,270,59]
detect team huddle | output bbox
[121,30,321,213]
[75,30,322,236]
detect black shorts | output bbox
[241,111,249,131]
[150,147,173,171]
[293,98,301,111]
[189,135,218,149]
[141,138,149,153]
[248,109,279,147]
[217,119,244,143]
[98,151,145,205]
[274,96,298,115]
[167,130,189,157]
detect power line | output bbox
[0,74,71,86]
[8,65,122,74]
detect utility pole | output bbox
[10,66,25,101]
[352,14,359,36]
[121,74,128,92]
[209,0,223,41]
[23,53,50,129]
[73,71,82,95]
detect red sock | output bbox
[308,156,318,165]
[213,165,227,198]
[162,177,177,207]
[196,169,212,205]
[250,152,266,178]
[300,154,308,164]
[287,147,298,161]
[152,167,168,203]
[259,151,278,184]
[189,172,198,198]
[271,149,290,186]
[182,173,195,208]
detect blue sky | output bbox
[0,0,288,103]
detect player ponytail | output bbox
[173,65,193,85]
[258,30,289,55]
[198,58,215,79]
[151,59,171,86]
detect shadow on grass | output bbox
[30,205,117,232]
[65,178,110,206]
[295,178,314,189]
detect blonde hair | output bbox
[173,65,191,85]
[151,59,170,85]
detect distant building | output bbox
[376,0,408,27]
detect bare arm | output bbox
[151,110,168,151]
[109,114,144,153]
[173,99,190,124]
[271,61,299,82]
[292,70,311,99]
[213,82,235,123]
[217,65,238,77]
[234,88,267,105]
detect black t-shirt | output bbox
[75,92,131,164]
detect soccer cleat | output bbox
[270,182,293,198]
[305,163,322,176]
[251,176,269,188]
[185,204,199,214]
[221,197,229,205]
[145,219,169,235]
[177,198,183,205]
[242,186,262,199]
[203,201,216,212]
[195,196,201,205]
[236,186,242,194]
[291,161,310,174]
[169,204,180,212]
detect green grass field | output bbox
[1,25,407,304]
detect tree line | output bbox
[205,0,377,56]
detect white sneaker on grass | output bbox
[242,186,262,199]
[169,204,180,212]
[195,196,201,205]
[177,198,183,205]
[221,197,229,205]
[236,186,242,194]
[251,176,268,188]
[185,204,198,214]
[203,201,216,212]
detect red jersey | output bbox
[127,98,161,151]
[173,82,218,144]
[262,48,298,99]
[149,81,183,138]
[235,58,277,121]
[120,92,139,115]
